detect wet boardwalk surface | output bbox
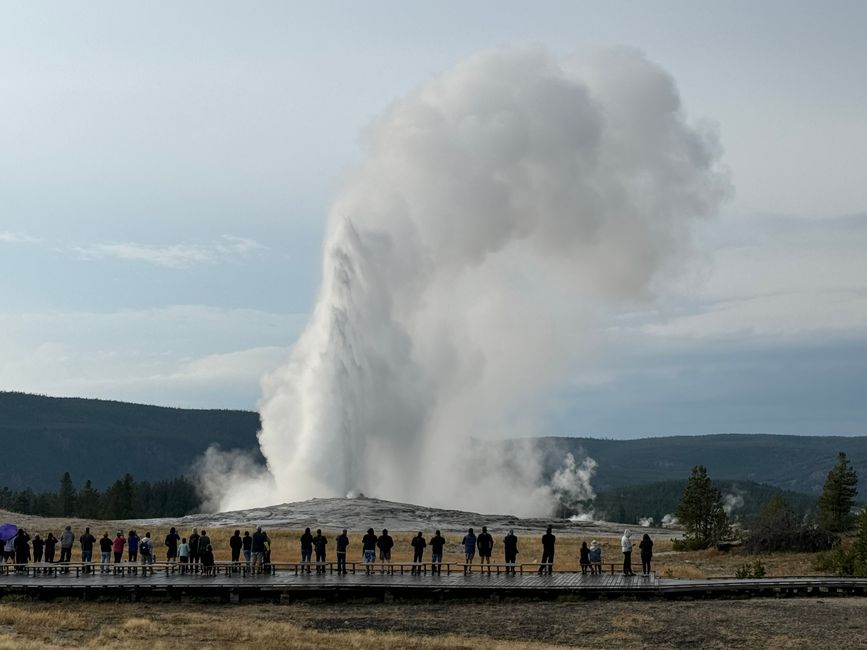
[2,567,867,600]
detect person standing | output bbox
[201,544,216,576]
[430,530,445,576]
[410,532,426,575]
[263,531,272,571]
[462,528,476,573]
[229,530,243,565]
[188,529,200,566]
[335,529,349,575]
[362,528,377,574]
[639,533,653,576]
[99,533,112,573]
[503,530,519,574]
[377,529,394,572]
[251,526,267,574]
[539,525,555,575]
[113,531,126,564]
[477,526,493,573]
[165,527,180,563]
[178,537,190,573]
[621,529,635,576]
[197,531,212,567]
[44,533,57,564]
[139,532,154,574]
[313,529,328,574]
[579,541,591,575]
[127,530,140,563]
[32,534,44,564]
[242,531,252,564]
[59,526,74,572]
[13,529,31,570]
[79,527,96,573]
[300,527,313,573]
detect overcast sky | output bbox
[1,0,866,436]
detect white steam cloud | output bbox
[202,46,727,516]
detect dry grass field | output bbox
[2,597,867,649]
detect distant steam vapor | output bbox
[201,46,727,515]
[639,516,655,527]
[722,492,744,516]
[661,514,680,528]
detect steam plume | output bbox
[203,46,727,515]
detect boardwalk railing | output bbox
[0,559,628,578]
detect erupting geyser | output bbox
[200,46,727,515]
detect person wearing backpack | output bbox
[139,532,154,575]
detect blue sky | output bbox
[1,1,866,436]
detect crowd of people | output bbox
[2,524,654,577]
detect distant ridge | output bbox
[2,392,866,497]
[0,391,261,491]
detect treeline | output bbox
[0,472,199,519]
[572,479,817,526]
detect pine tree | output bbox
[817,452,858,532]
[675,465,730,548]
[78,479,101,519]
[57,471,77,517]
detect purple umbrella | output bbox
[0,523,18,541]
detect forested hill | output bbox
[0,392,261,491]
[3,391,866,499]
[531,434,867,496]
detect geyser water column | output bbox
[210,46,728,514]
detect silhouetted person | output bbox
[430,530,445,575]
[127,530,139,563]
[503,530,518,574]
[251,526,267,573]
[539,525,555,575]
[300,527,313,572]
[477,526,493,573]
[44,533,57,563]
[377,529,394,571]
[362,528,377,574]
[579,541,590,575]
[164,527,180,563]
[462,528,476,573]
[639,533,653,576]
[197,531,212,566]
[14,529,30,570]
[242,531,252,564]
[32,534,44,564]
[188,529,200,565]
[99,534,112,573]
[230,530,243,564]
[201,544,216,576]
[314,529,328,574]
[80,527,96,573]
[621,529,635,576]
[411,532,426,575]
[335,529,349,575]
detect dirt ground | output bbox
[1,597,867,649]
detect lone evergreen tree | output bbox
[57,471,77,517]
[676,465,730,548]
[817,452,858,532]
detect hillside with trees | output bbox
[0,392,261,491]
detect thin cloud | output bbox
[0,231,40,244]
[73,235,265,269]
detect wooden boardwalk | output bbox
[3,566,867,601]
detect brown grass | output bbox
[2,598,867,649]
